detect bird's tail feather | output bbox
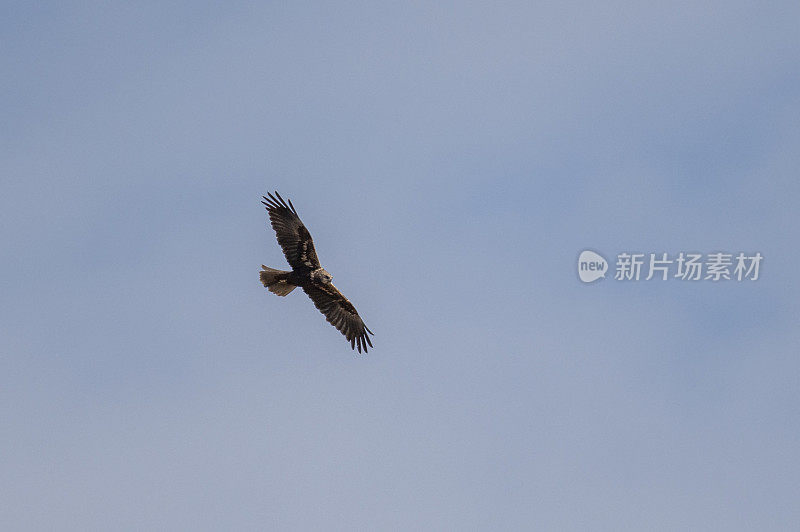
[260,265,296,296]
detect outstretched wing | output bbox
[302,282,374,353]
[262,191,320,270]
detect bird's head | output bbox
[312,268,333,284]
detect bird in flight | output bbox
[259,191,374,353]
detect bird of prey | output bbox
[259,191,374,353]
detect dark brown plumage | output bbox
[260,191,374,353]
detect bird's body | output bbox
[259,191,374,353]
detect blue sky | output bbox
[2,2,799,530]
